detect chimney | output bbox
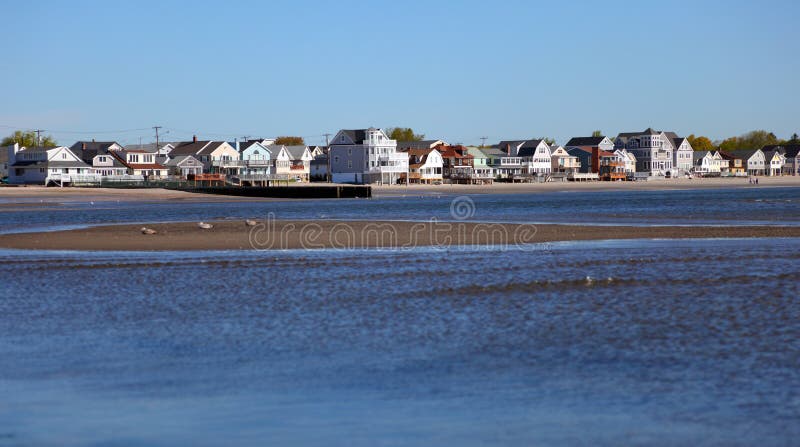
[591,147,600,174]
[506,143,511,156]
[193,135,197,143]
[92,138,95,143]
[235,139,240,152]
[82,142,86,150]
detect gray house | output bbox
[615,128,675,176]
[328,128,408,184]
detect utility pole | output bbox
[153,125,162,150]
[323,133,331,146]
[480,136,487,148]
[241,135,250,142]
[34,129,44,147]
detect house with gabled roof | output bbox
[401,148,443,184]
[614,128,675,176]
[169,136,240,176]
[69,141,125,153]
[663,132,694,173]
[267,144,312,182]
[163,155,204,178]
[513,139,552,175]
[724,149,766,176]
[328,128,408,184]
[109,149,169,178]
[7,144,95,185]
[718,150,746,176]
[71,145,128,177]
[480,147,524,179]
[464,147,494,183]
[763,144,800,176]
[692,151,719,176]
[763,148,786,176]
[550,146,580,174]
[565,136,615,153]
[235,141,272,184]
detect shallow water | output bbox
[0,187,799,233]
[1,238,799,446]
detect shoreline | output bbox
[0,177,798,205]
[1,220,799,251]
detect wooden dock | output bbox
[173,184,371,199]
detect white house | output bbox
[512,140,552,175]
[269,144,313,182]
[614,149,637,174]
[328,128,409,184]
[110,150,169,178]
[692,151,719,175]
[404,148,443,184]
[764,149,786,176]
[7,144,95,185]
[70,142,128,177]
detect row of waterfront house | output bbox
[3,128,799,186]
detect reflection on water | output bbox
[1,239,799,446]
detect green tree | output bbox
[716,130,779,151]
[786,133,799,145]
[591,130,603,137]
[387,127,425,141]
[687,134,716,151]
[274,136,305,146]
[1,130,57,147]
[539,137,556,146]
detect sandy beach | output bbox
[1,219,799,251]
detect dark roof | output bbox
[763,144,800,158]
[396,140,443,150]
[71,146,126,167]
[170,140,214,156]
[69,141,122,152]
[565,136,607,147]
[238,141,264,152]
[724,149,761,160]
[339,129,368,144]
[567,147,614,157]
[163,155,202,167]
[496,139,544,154]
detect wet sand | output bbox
[1,220,798,251]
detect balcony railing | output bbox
[211,160,247,167]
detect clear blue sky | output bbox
[2,0,798,146]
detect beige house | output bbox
[111,150,169,178]
[550,146,580,174]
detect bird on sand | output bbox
[245,219,257,226]
[140,227,157,235]
[197,222,213,229]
